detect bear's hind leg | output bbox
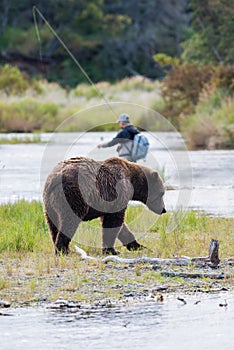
[55,216,80,254]
[45,211,59,244]
[101,213,124,255]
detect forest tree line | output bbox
[0,0,233,86]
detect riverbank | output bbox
[0,201,233,308]
[0,249,234,309]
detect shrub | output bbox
[114,76,157,92]
[211,64,234,91]
[182,91,234,149]
[0,64,29,95]
[153,53,179,69]
[183,115,217,149]
[72,83,104,99]
[161,64,214,127]
[0,99,59,132]
[0,64,43,95]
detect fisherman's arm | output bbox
[98,130,128,148]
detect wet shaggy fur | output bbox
[43,156,166,254]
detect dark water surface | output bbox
[1,293,234,350]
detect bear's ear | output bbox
[151,171,159,179]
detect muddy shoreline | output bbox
[1,252,233,310]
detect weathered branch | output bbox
[75,239,220,267]
[161,271,229,280]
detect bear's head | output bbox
[145,170,166,215]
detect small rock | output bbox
[219,300,228,307]
[157,295,164,302]
[177,297,187,305]
[123,291,135,298]
[0,300,11,308]
[38,297,48,302]
[48,298,80,309]
[152,285,168,293]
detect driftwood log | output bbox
[160,271,229,279]
[175,239,220,267]
[75,239,220,267]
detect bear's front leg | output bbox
[118,224,146,251]
[101,212,124,255]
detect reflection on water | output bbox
[1,293,234,350]
[0,132,234,217]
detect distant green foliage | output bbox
[182,0,234,65]
[1,0,234,86]
[153,53,179,69]
[211,64,234,91]
[161,62,234,126]
[0,64,42,95]
[0,64,29,95]
[161,63,214,127]
[0,0,189,85]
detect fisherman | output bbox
[97,113,139,162]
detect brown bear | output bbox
[43,156,166,255]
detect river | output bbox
[0,132,233,217]
[0,132,234,350]
[1,292,234,350]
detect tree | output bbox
[182,0,234,65]
[0,0,190,84]
[101,0,189,79]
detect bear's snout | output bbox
[161,208,166,214]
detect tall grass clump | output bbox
[182,91,234,149]
[149,210,234,259]
[0,99,59,132]
[0,134,43,144]
[0,200,51,252]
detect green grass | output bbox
[0,200,233,260]
[0,200,233,306]
[0,135,44,144]
[0,200,50,253]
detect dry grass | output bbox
[0,77,163,133]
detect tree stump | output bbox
[209,239,220,266]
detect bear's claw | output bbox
[102,247,120,255]
[125,240,146,251]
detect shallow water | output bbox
[0,132,233,217]
[1,293,234,350]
